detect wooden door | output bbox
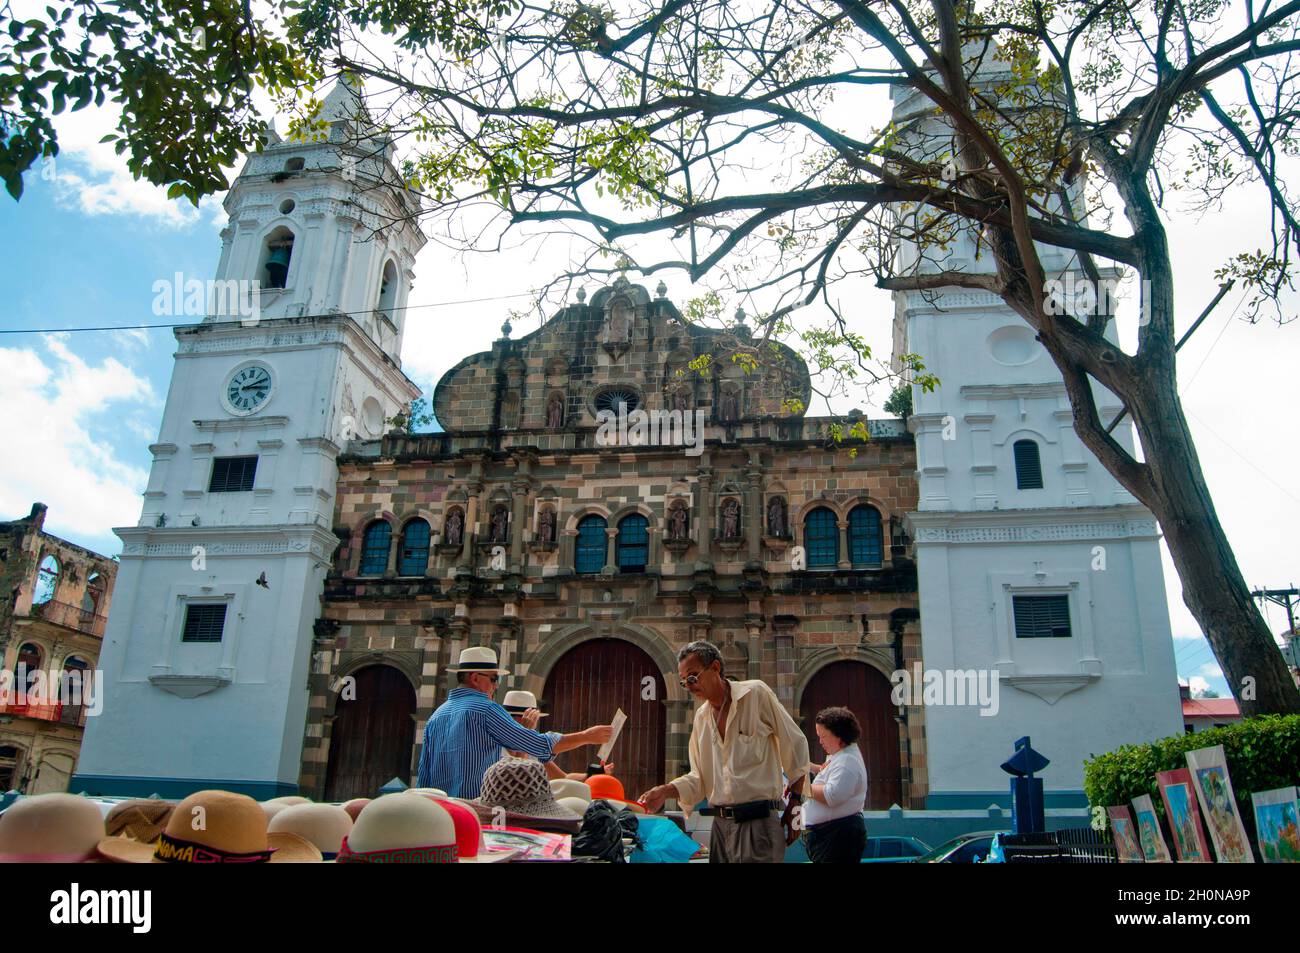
[324,666,416,801]
[542,638,666,802]
[800,661,902,810]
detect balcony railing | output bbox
[25,599,107,637]
[0,700,87,727]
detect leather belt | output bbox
[705,799,782,819]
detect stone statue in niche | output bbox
[537,507,556,544]
[767,496,787,537]
[667,504,689,540]
[444,509,464,547]
[720,498,741,539]
[490,506,509,543]
[602,296,634,360]
[673,388,691,413]
[720,388,740,421]
[546,393,565,429]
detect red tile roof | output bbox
[1182,698,1241,718]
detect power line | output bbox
[0,289,543,335]
[1185,408,1300,506]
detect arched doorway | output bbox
[323,665,416,801]
[800,661,902,810]
[542,639,666,802]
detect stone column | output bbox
[837,519,851,570]
[744,453,763,569]
[602,526,618,575]
[695,466,714,571]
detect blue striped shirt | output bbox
[416,687,560,798]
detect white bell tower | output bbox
[75,84,426,798]
[888,57,1183,810]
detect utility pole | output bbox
[1251,586,1300,676]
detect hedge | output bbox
[1084,714,1300,847]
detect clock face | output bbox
[225,365,273,415]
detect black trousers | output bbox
[805,812,866,863]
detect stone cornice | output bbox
[960,383,1067,400]
[906,504,1160,544]
[114,523,340,561]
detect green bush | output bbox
[1084,714,1300,839]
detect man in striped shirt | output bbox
[416,647,613,798]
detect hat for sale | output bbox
[104,799,175,844]
[341,798,371,822]
[0,793,105,863]
[586,775,647,814]
[96,790,321,863]
[470,757,582,832]
[268,803,353,860]
[335,793,458,863]
[502,690,547,716]
[448,646,510,676]
[429,797,518,863]
[549,778,592,803]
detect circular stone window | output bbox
[279,198,296,215]
[594,387,641,415]
[987,324,1043,365]
[361,396,384,436]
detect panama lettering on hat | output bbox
[447,646,510,675]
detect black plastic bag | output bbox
[572,799,642,862]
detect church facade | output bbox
[74,82,1184,810]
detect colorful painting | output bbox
[1251,787,1300,864]
[1157,768,1211,863]
[1131,794,1172,863]
[1185,745,1254,863]
[1108,805,1145,863]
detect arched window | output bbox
[16,643,42,692]
[261,226,295,289]
[377,259,399,317]
[804,507,839,568]
[848,505,884,567]
[80,572,103,616]
[1013,439,1044,489]
[61,656,89,726]
[616,514,649,573]
[33,555,58,605]
[359,521,392,576]
[575,515,608,574]
[398,519,430,576]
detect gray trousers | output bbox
[709,814,785,863]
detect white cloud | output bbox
[0,338,154,549]
[1196,662,1225,679]
[1187,676,1213,698]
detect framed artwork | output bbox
[1185,745,1254,863]
[1251,786,1300,864]
[1131,794,1172,863]
[1157,768,1212,862]
[1108,805,1145,863]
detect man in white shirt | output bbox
[638,641,809,863]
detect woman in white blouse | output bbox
[802,707,868,863]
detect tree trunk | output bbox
[1125,371,1300,716]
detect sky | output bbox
[1,44,1297,703]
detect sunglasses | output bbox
[679,668,711,688]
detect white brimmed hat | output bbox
[447,646,510,676]
[502,690,546,716]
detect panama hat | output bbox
[556,796,591,819]
[404,787,449,798]
[264,795,311,807]
[447,646,510,676]
[502,690,547,716]
[428,797,518,863]
[341,798,371,822]
[470,757,583,832]
[268,804,353,860]
[549,778,593,803]
[586,775,647,814]
[0,793,105,863]
[335,793,459,863]
[104,799,175,844]
[96,790,321,863]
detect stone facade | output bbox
[0,503,117,794]
[301,278,927,807]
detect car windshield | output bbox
[916,833,985,862]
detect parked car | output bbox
[782,822,931,863]
[909,830,1001,863]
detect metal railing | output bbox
[25,599,107,637]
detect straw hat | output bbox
[586,775,647,814]
[556,796,591,818]
[404,787,449,798]
[471,757,583,832]
[264,795,311,807]
[268,804,352,860]
[0,793,105,863]
[336,793,458,863]
[341,798,371,822]
[502,690,547,716]
[105,799,175,844]
[96,790,321,863]
[428,797,517,863]
[549,778,593,803]
[447,646,510,676]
